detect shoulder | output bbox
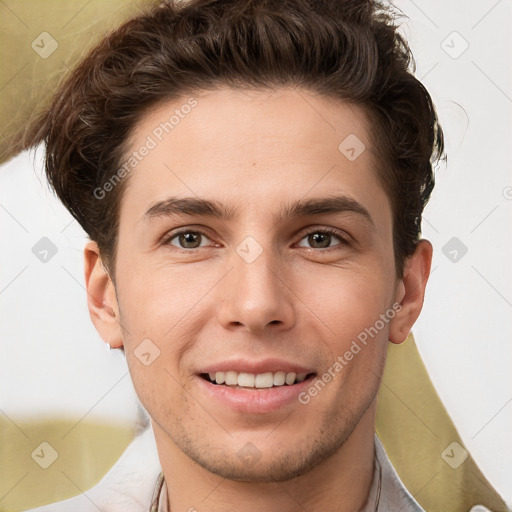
[24,426,162,512]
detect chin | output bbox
[178,421,356,483]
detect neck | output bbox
[153,403,377,512]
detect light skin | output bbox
[84,87,432,512]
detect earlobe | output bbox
[389,240,433,344]
[84,240,123,349]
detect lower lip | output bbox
[196,375,315,414]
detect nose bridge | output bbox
[218,233,295,333]
[235,238,278,296]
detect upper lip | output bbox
[197,358,315,375]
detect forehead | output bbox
[120,86,390,224]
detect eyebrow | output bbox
[143,195,374,227]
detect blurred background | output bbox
[1,0,511,510]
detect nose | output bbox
[216,238,296,335]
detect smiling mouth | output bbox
[200,371,317,389]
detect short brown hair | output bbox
[26,0,444,278]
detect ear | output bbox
[389,239,433,344]
[84,240,123,348]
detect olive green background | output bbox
[0,0,150,163]
[0,1,509,511]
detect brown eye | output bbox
[166,230,212,249]
[297,228,349,249]
[308,232,333,248]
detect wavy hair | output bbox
[24,0,445,278]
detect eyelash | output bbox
[161,227,351,252]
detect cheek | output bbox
[302,264,393,400]
[116,257,221,340]
[117,267,199,414]
[307,263,394,345]
[115,259,228,404]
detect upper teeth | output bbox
[208,371,307,388]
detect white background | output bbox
[1,0,511,506]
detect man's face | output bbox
[111,87,399,481]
